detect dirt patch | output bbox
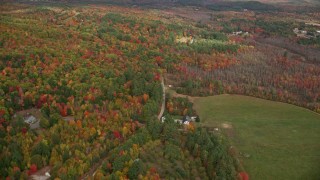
[222,123,232,129]
[221,123,235,138]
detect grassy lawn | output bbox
[193,94,320,180]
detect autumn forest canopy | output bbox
[0,0,320,179]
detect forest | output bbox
[0,1,319,179]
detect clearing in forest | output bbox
[194,94,320,180]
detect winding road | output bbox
[157,76,165,120]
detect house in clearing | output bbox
[293,28,317,39]
[161,115,198,125]
[13,108,43,129]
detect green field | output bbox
[194,95,320,180]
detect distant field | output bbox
[194,95,320,180]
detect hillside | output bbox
[0,2,319,179]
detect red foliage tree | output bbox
[155,56,163,65]
[21,127,27,135]
[154,73,160,81]
[0,109,5,116]
[29,164,37,175]
[238,172,249,180]
[113,131,121,139]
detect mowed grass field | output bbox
[193,94,320,180]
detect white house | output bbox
[24,115,36,124]
[183,121,190,125]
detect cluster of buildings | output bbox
[293,27,320,39]
[161,115,198,125]
[231,31,249,36]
